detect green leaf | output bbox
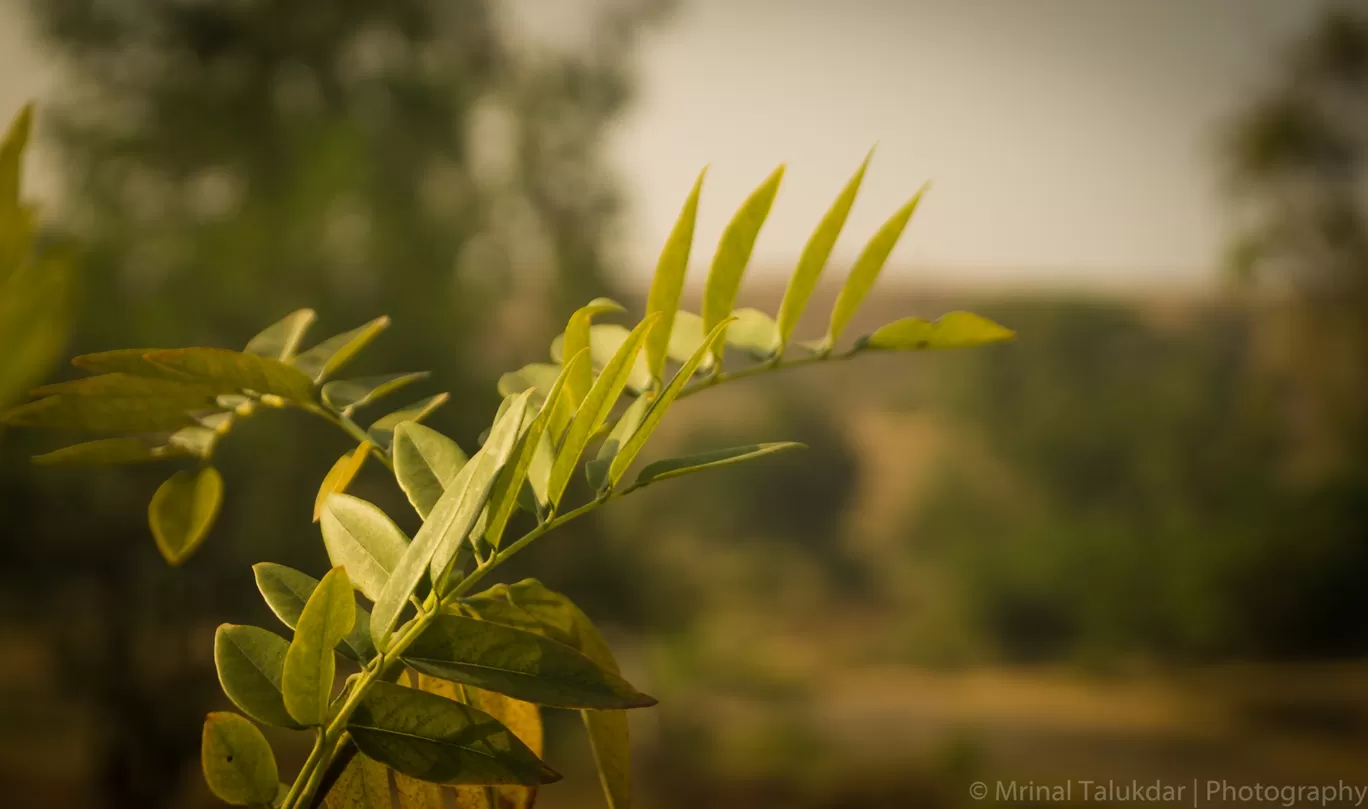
[562,298,625,407]
[313,441,372,522]
[474,580,630,809]
[347,681,560,786]
[145,347,317,401]
[244,308,317,361]
[607,319,732,488]
[32,437,181,466]
[428,391,533,586]
[252,563,375,662]
[30,372,220,401]
[859,311,1016,350]
[551,324,654,395]
[393,422,468,519]
[293,315,391,383]
[322,372,429,413]
[631,442,806,490]
[201,712,279,806]
[777,149,871,349]
[546,315,659,508]
[644,168,707,381]
[371,392,533,651]
[282,566,356,726]
[725,307,780,360]
[701,165,784,361]
[825,183,928,347]
[586,392,650,491]
[403,613,655,710]
[367,393,450,451]
[70,348,190,380]
[149,466,223,565]
[0,102,33,205]
[320,493,411,603]
[214,624,302,730]
[665,310,716,373]
[496,363,560,402]
[1,394,201,432]
[484,349,587,547]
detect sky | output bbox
[1,0,1343,290]
[600,0,1338,289]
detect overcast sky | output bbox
[604,0,1338,289]
[2,1,1344,290]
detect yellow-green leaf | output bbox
[283,566,356,726]
[665,310,716,373]
[428,391,533,586]
[546,315,659,508]
[1,394,202,432]
[214,624,302,730]
[496,364,560,403]
[346,681,560,786]
[402,613,656,710]
[253,563,375,662]
[551,324,653,395]
[825,183,928,347]
[607,318,732,488]
[586,392,650,491]
[293,315,391,383]
[644,168,707,380]
[701,165,784,361]
[0,102,33,205]
[201,712,279,806]
[320,493,411,602]
[861,311,1016,350]
[32,437,181,466]
[323,372,429,414]
[244,308,317,361]
[371,393,532,650]
[70,348,189,380]
[484,349,587,547]
[561,298,625,407]
[149,466,223,565]
[314,442,372,522]
[725,307,780,360]
[393,422,468,519]
[631,442,806,490]
[776,150,871,348]
[368,393,450,451]
[145,347,317,401]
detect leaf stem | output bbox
[677,349,856,400]
[303,403,395,472]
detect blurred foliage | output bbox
[1225,5,1368,473]
[3,2,673,807]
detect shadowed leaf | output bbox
[201,712,278,806]
[214,624,302,729]
[294,316,391,383]
[253,563,375,662]
[149,466,223,565]
[244,309,317,361]
[631,442,806,490]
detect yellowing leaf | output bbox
[861,311,1016,350]
[149,466,223,565]
[701,165,784,361]
[314,442,372,522]
[201,712,279,806]
[825,184,928,347]
[644,168,706,380]
[561,298,625,407]
[776,150,871,348]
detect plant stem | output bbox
[303,403,395,472]
[677,350,856,400]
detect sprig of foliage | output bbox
[3,109,1014,809]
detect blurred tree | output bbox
[3,1,672,806]
[1225,5,1368,476]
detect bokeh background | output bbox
[4,0,1368,807]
